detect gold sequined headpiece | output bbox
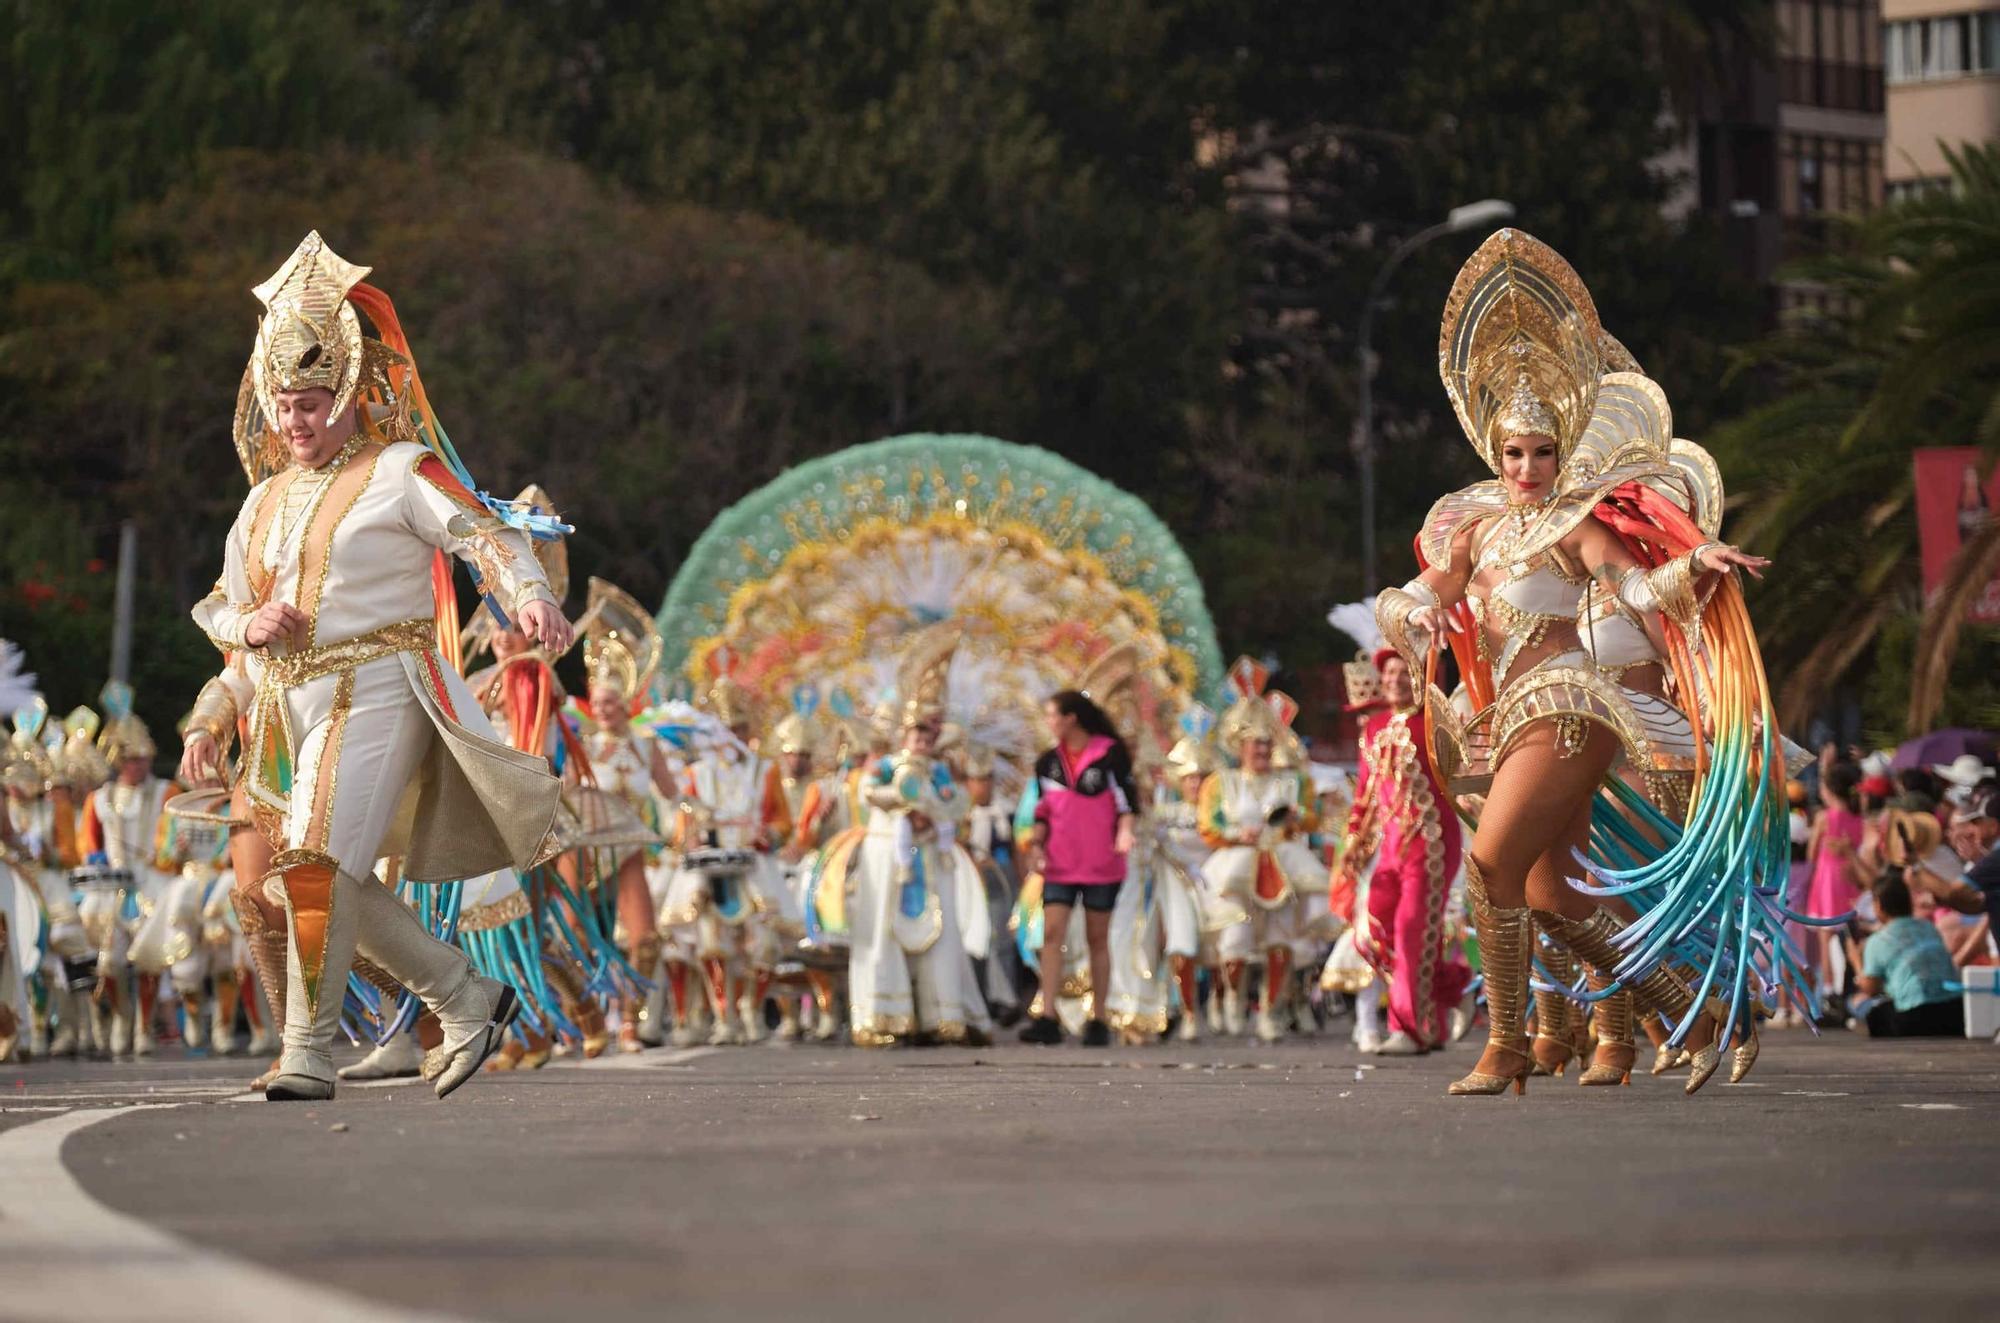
[1439,229,1604,472]
[237,232,408,483]
[898,623,961,730]
[1164,735,1215,782]
[582,577,662,705]
[1217,657,1290,751]
[100,713,156,764]
[1494,371,1559,441]
[770,712,813,757]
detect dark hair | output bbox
[1897,767,1940,800]
[1047,690,1129,756]
[1873,869,1914,920]
[1823,762,1861,813]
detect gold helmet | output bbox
[702,645,758,732]
[1438,228,1604,473]
[96,682,154,764]
[4,698,51,795]
[100,714,155,764]
[57,707,110,788]
[1164,703,1217,782]
[1164,736,1214,783]
[581,577,663,705]
[770,712,813,756]
[237,232,409,483]
[960,741,997,779]
[1216,656,1282,751]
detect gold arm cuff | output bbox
[182,678,238,752]
[1375,585,1433,681]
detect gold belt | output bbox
[244,617,436,817]
[261,617,434,686]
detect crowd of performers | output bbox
[0,226,1816,1101]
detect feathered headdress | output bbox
[897,622,962,730]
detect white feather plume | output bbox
[1325,598,1382,654]
[0,640,40,716]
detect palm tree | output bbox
[1709,143,2000,737]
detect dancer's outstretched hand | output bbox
[517,598,574,653]
[1698,543,1770,580]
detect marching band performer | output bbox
[1198,660,1329,1041]
[78,701,176,1057]
[663,665,793,1045]
[5,705,93,1059]
[575,579,677,1053]
[189,231,569,1101]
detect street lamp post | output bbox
[1350,198,1514,592]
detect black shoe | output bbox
[1081,1019,1111,1048]
[1018,1015,1063,1045]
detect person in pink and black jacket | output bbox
[1015,690,1138,1046]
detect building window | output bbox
[1784,0,1887,110]
[1782,133,1884,218]
[1885,10,2000,84]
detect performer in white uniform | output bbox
[188,232,571,1101]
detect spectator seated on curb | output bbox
[1851,872,1965,1039]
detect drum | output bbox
[682,847,757,878]
[69,865,133,896]
[58,952,98,991]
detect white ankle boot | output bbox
[338,1032,424,1080]
[336,867,516,1100]
[738,994,767,1043]
[1223,987,1247,1037]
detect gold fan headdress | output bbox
[582,576,662,704]
[1417,237,1725,569]
[1439,228,1604,472]
[898,623,962,730]
[1075,642,1143,741]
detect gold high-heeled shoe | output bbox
[1577,981,1634,1087]
[1683,998,1731,1096]
[1450,860,1533,1098]
[1542,910,1720,1094]
[1449,1047,1533,1095]
[1729,1026,1761,1084]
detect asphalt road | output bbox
[2,1029,1996,1323]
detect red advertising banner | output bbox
[1913,447,2000,623]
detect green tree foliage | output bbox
[1709,144,2000,738]
[0,0,1777,748]
[0,146,1018,742]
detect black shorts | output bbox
[1042,880,1122,913]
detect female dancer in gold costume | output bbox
[1375,230,1789,1097]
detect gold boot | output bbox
[1577,974,1635,1087]
[1449,859,1533,1097]
[1539,909,1721,1097]
[1530,937,1578,1078]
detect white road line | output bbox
[0,1105,472,1323]
[547,1044,719,1070]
